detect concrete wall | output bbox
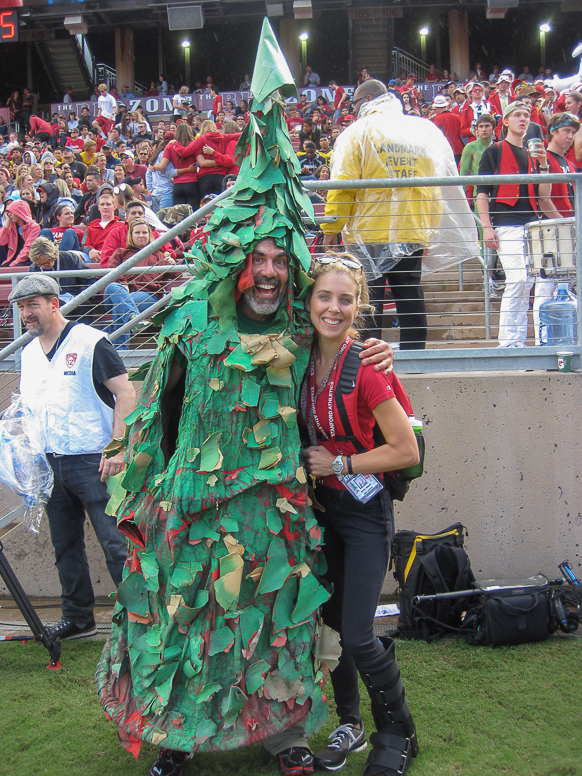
[1,371,581,598]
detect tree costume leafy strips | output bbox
[96,19,331,758]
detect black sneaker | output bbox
[277,747,315,776]
[314,724,367,771]
[47,617,97,640]
[149,749,190,776]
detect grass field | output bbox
[3,635,582,776]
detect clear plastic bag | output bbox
[325,93,481,274]
[0,394,54,534]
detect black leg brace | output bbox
[360,638,418,776]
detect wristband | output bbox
[539,166,549,171]
[347,456,353,475]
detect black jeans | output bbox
[199,174,225,198]
[173,180,200,210]
[366,250,427,350]
[316,485,393,726]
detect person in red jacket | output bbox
[180,121,241,198]
[0,199,41,266]
[84,189,121,263]
[99,199,175,268]
[104,218,176,350]
[544,112,580,217]
[489,72,513,120]
[152,122,200,209]
[431,95,463,164]
[29,115,54,143]
[459,82,492,142]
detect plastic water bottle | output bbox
[539,283,577,346]
[401,416,424,479]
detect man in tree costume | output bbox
[96,20,392,776]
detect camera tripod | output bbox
[0,539,61,668]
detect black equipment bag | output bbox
[333,342,425,502]
[463,580,556,647]
[391,522,476,640]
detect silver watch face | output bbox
[332,456,343,473]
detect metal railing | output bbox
[0,173,579,379]
[96,63,148,97]
[391,48,429,82]
[75,34,96,87]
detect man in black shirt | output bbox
[10,274,135,641]
[298,117,321,151]
[296,142,325,177]
[476,101,554,346]
[74,170,101,224]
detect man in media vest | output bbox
[9,275,135,641]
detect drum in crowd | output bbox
[525,217,576,278]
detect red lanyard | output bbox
[306,336,350,444]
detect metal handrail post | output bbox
[483,246,492,341]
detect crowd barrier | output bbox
[0,173,580,398]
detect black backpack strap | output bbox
[333,342,367,452]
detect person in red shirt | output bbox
[29,116,54,143]
[178,120,240,198]
[301,255,419,775]
[286,107,303,134]
[210,87,222,119]
[66,127,85,151]
[100,200,176,268]
[152,122,200,208]
[84,189,121,263]
[425,64,440,83]
[119,150,148,182]
[431,95,463,164]
[329,81,348,123]
[48,203,85,249]
[399,74,418,104]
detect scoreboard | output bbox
[0,9,18,41]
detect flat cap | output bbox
[8,275,60,304]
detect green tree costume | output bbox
[96,20,330,758]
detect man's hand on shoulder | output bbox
[360,337,394,374]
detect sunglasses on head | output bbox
[113,183,128,194]
[315,255,363,272]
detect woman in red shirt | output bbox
[47,203,85,251]
[152,122,200,209]
[174,119,241,198]
[301,255,420,776]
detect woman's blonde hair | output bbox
[127,217,152,249]
[30,163,42,180]
[53,178,71,197]
[200,120,217,134]
[84,139,96,151]
[307,252,371,340]
[222,119,238,133]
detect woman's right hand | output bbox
[202,144,215,155]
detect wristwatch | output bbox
[331,455,345,477]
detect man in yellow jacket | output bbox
[322,79,478,349]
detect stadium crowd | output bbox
[0,61,580,346]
